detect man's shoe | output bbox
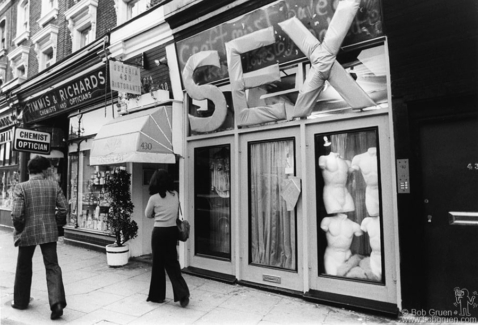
[50,303,63,320]
[11,301,27,310]
[180,296,189,308]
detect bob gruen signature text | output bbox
[401,309,477,323]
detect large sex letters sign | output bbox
[184,0,376,132]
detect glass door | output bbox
[305,114,398,305]
[239,128,303,291]
[188,137,235,275]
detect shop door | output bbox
[305,114,398,308]
[239,128,303,291]
[418,114,478,318]
[188,138,235,276]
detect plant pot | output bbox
[106,244,129,267]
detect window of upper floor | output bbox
[13,0,30,46]
[38,0,59,28]
[64,0,98,52]
[79,25,91,48]
[114,0,150,26]
[7,45,29,83]
[0,62,6,88]
[0,19,6,57]
[31,24,58,71]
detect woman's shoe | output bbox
[50,303,63,320]
[11,301,28,310]
[180,296,189,308]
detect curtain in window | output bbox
[250,140,296,270]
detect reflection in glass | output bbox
[315,129,383,282]
[249,139,296,270]
[194,145,231,259]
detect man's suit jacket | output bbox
[11,174,68,247]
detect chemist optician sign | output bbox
[13,128,51,154]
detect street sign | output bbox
[13,127,51,155]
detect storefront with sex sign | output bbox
[164,0,399,315]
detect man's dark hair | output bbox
[148,169,174,198]
[28,156,51,174]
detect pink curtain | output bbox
[250,140,296,270]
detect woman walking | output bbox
[145,169,190,307]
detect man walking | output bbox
[11,156,68,320]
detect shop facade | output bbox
[0,104,20,226]
[164,0,400,315]
[14,37,118,248]
[93,4,184,257]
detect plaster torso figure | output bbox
[361,216,382,280]
[321,214,363,276]
[318,152,355,214]
[351,147,379,216]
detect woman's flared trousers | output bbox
[147,226,189,302]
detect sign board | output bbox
[22,66,108,123]
[109,61,141,94]
[13,128,51,154]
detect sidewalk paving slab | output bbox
[0,227,410,324]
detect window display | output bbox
[194,145,231,259]
[315,129,383,282]
[0,136,19,210]
[67,150,121,232]
[248,139,296,270]
[0,169,20,209]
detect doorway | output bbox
[414,106,478,318]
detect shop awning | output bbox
[90,106,175,165]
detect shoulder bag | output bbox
[176,202,190,242]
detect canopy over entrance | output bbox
[90,106,175,165]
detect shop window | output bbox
[187,84,235,135]
[64,0,98,52]
[185,44,388,135]
[0,170,20,210]
[38,0,59,27]
[0,132,20,210]
[13,0,29,46]
[248,139,297,270]
[244,45,388,121]
[315,128,384,283]
[194,145,231,259]
[31,24,59,71]
[67,150,125,232]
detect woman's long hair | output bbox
[149,169,175,198]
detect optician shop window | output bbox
[0,139,19,210]
[67,149,124,232]
[315,128,384,283]
[194,145,231,259]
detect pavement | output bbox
[0,226,415,325]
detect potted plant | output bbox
[104,167,138,267]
